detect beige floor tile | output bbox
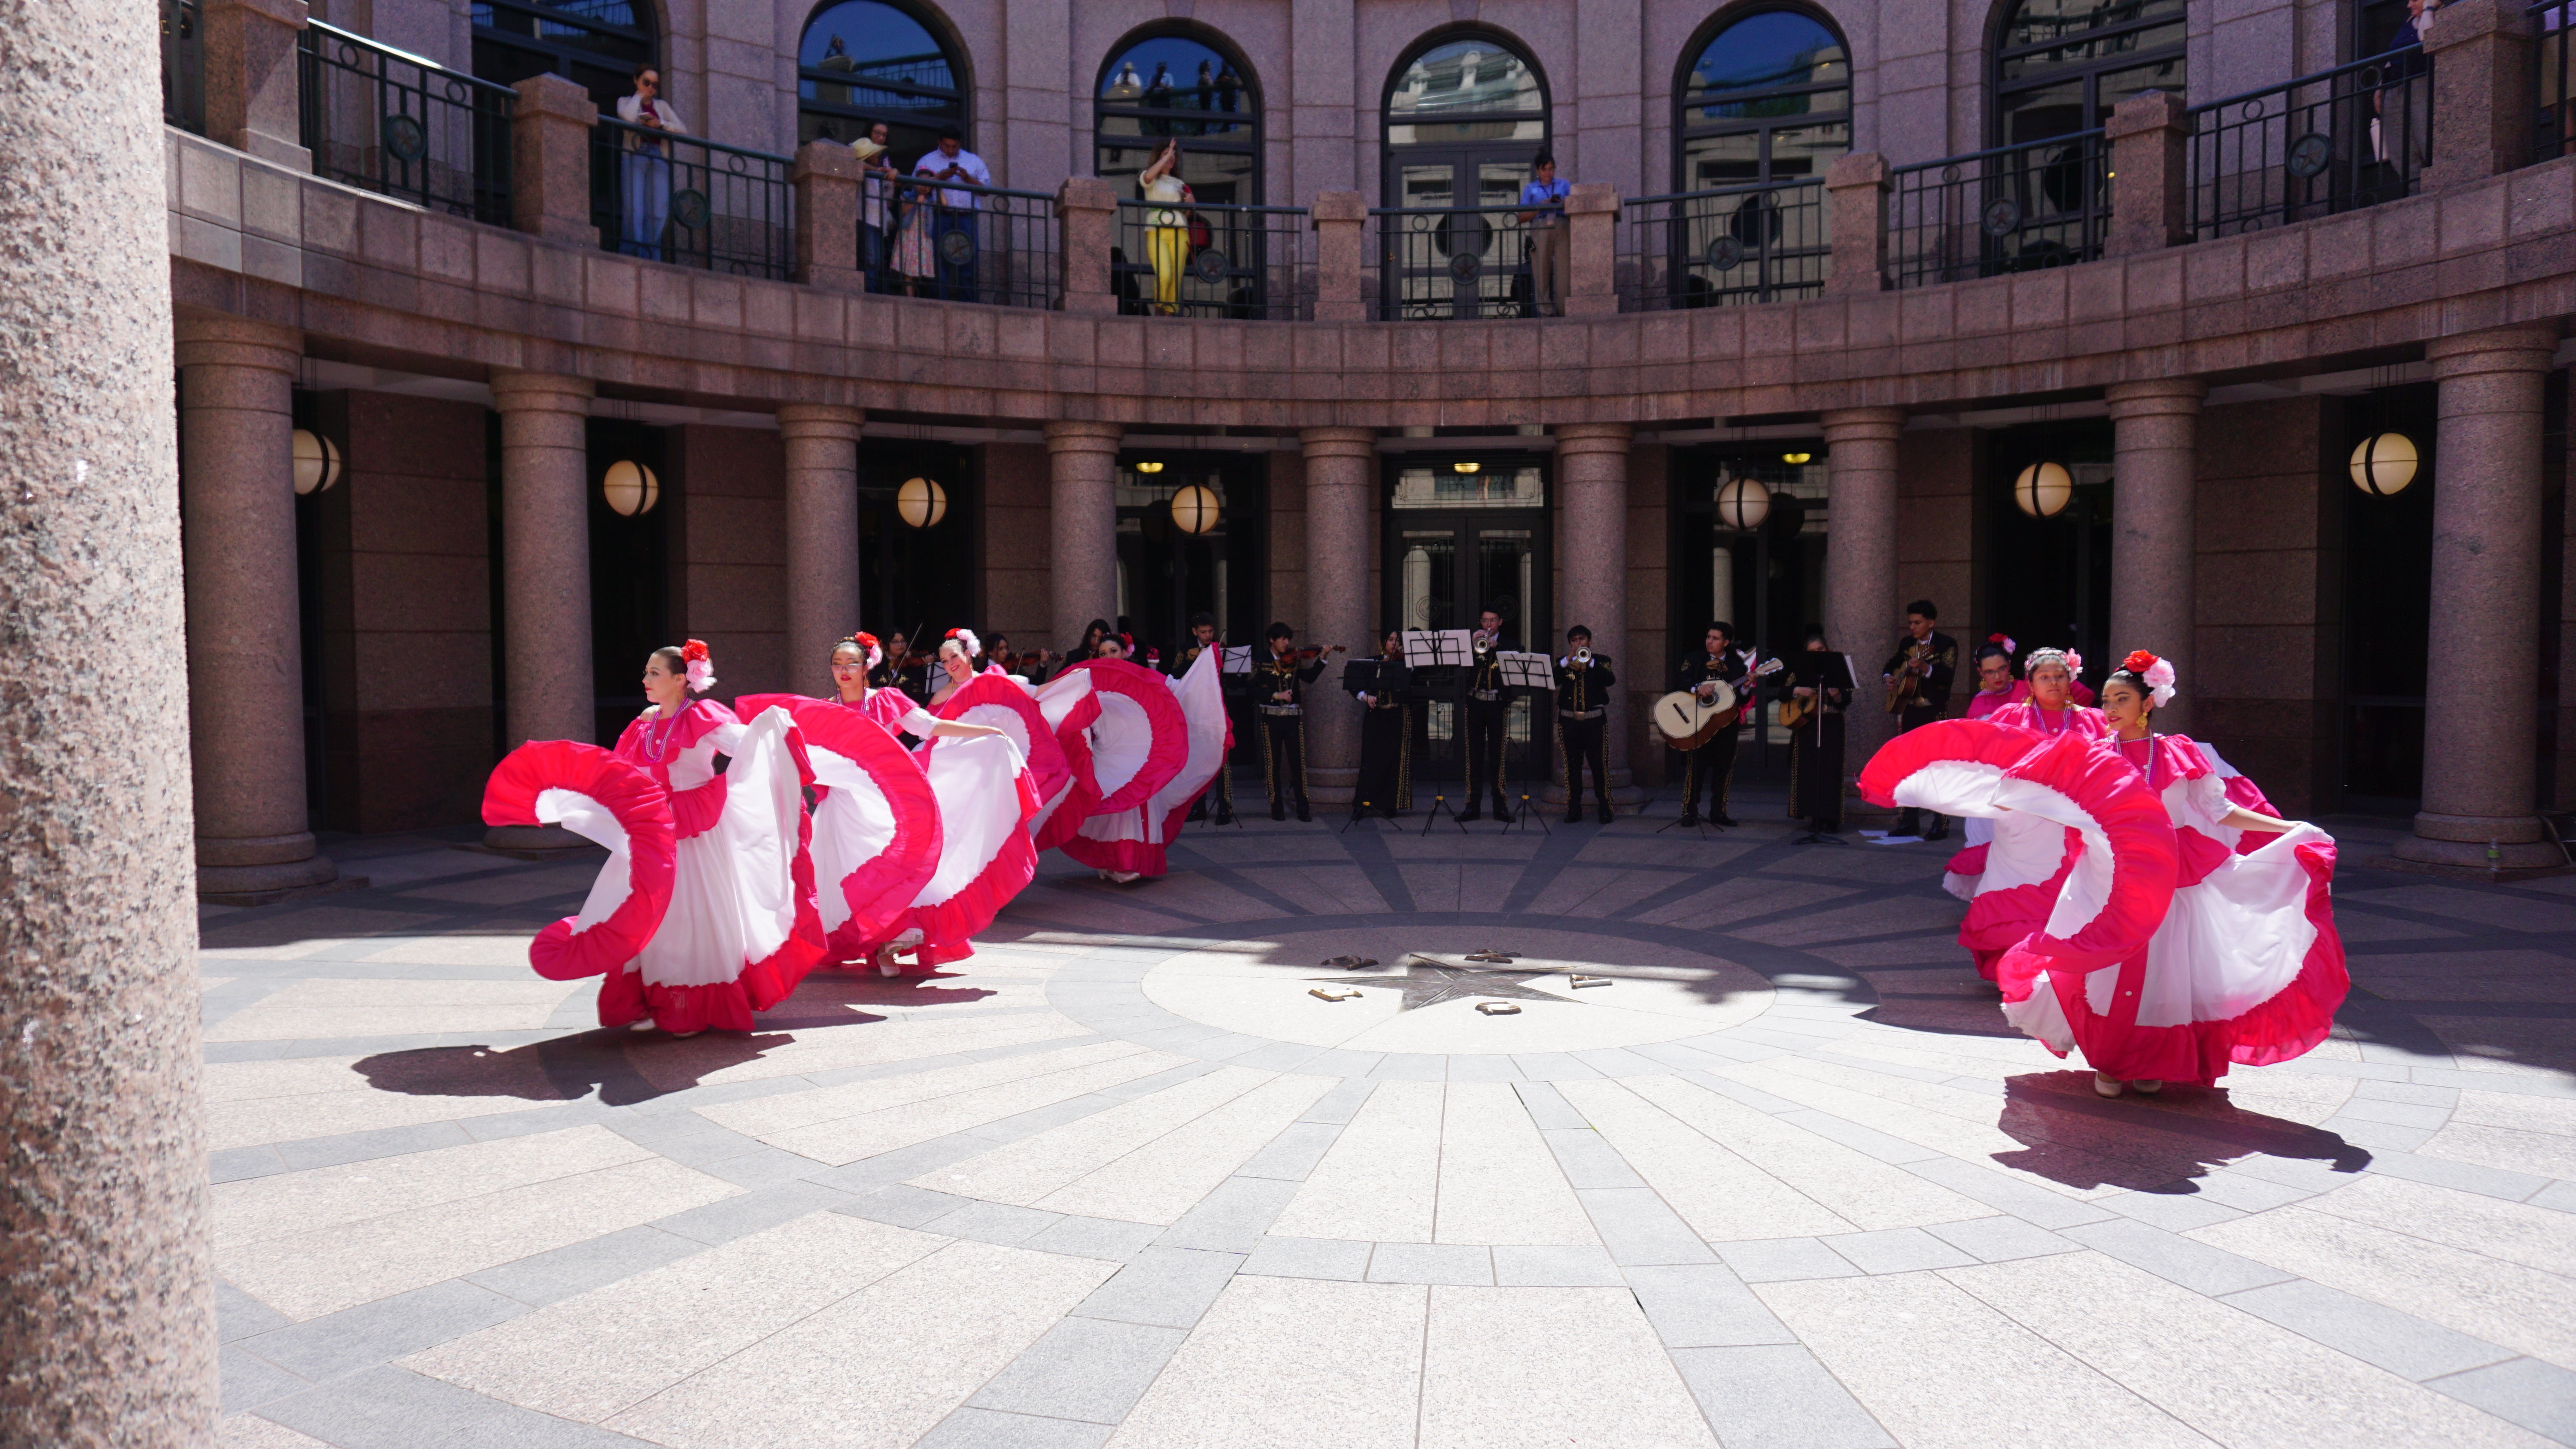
[1623,1074,1989,1230]
[749,1049,1187,1166]
[202,976,236,993]
[693,1040,1152,1139]
[1943,1252,2549,1449]
[403,1213,945,1421]
[1108,1276,1427,1449]
[1761,1271,2214,1449]
[1631,879,1855,929]
[1556,1078,1859,1239]
[601,1240,1114,1449]
[1034,1072,1339,1224]
[1420,1285,1719,1449]
[212,1125,652,1248]
[1271,1079,1442,1243]
[2448,1090,2576,1138]
[218,1415,336,1448]
[632,1013,1101,1091]
[223,1156,739,1319]
[1434,1081,1598,1246]
[354,933,558,968]
[2192,1205,2576,1369]
[2417,1121,2576,1180]
[924,1066,1274,1206]
[203,977,581,1043]
[2299,1173,2576,1278]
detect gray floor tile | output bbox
[1492,1244,1625,1286]
[1541,1128,1646,1189]
[220,1343,312,1413]
[1234,1120,1343,1181]
[1091,1061,1224,1102]
[1669,1345,1899,1449]
[1626,1264,1798,1348]
[1922,1216,2080,1264]
[2349,1079,2461,1107]
[967,1317,1191,1425]
[1822,1227,1979,1275]
[236,1279,526,1382]
[2331,1099,2454,1130]
[1293,1049,1387,1078]
[834,1182,975,1230]
[256,1365,660,1448]
[2221,1280,2519,1381]
[1369,1052,1448,1080]
[805,1135,986,1193]
[209,1144,291,1184]
[2527,1179,2576,1215]
[2096,1188,2249,1232]
[1023,1214,1164,1263]
[2366,1151,2557,1205]
[1777,1108,1945,1164]
[963,1094,1128,1144]
[1509,1050,1605,1081]
[1299,1077,1380,1124]
[913,1407,1115,1449]
[653,1180,855,1244]
[1579,1186,1719,1266]
[1682,1071,1807,1115]
[692,1143,833,1190]
[1511,1079,1590,1130]
[1570,1046,1665,1076]
[1239,1235,1374,1281]
[1366,1242,1493,1285]
[1445,1054,1525,1081]
[1154,1175,1300,1253]
[464,1224,706,1307]
[2427,1358,2576,1444]
[2059,1219,2297,1295]
[2184,1170,2324,1213]
[1902,1155,2122,1229]
[921,1198,1066,1247]
[217,1278,294,1343]
[1716,1237,1865,1283]
[1074,1246,1245,1329]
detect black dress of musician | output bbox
[1882,599,1959,840]
[871,632,933,703]
[1460,607,1516,823]
[1671,621,1751,827]
[1783,629,1855,842]
[1175,612,1237,824]
[1353,628,1413,818]
[1255,621,1326,822]
[1555,625,1616,825]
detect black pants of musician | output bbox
[1356,703,1412,816]
[1188,740,1236,822]
[1559,715,1610,818]
[1893,703,1945,836]
[1677,726,1739,821]
[1462,698,1511,816]
[1787,711,1847,835]
[1260,713,1310,818]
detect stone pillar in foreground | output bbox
[1045,420,1122,652]
[486,371,595,852]
[176,313,341,901]
[2394,324,2564,876]
[2107,378,2207,737]
[1821,407,1907,782]
[778,404,864,692]
[1555,423,1642,807]
[1300,427,1375,804]
[1,0,217,1438]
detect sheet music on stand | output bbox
[1498,651,1554,691]
[1219,645,1255,674]
[1401,629,1474,669]
[1343,660,1411,695]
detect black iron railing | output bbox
[1888,129,2109,289]
[861,176,1060,308]
[162,0,204,133]
[2538,1,2573,165]
[299,22,514,224]
[2187,52,2430,239]
[1112,200,1309,319]
[1617,181,1827,312]
[592,118,793,279]
[1370,204,1546,320]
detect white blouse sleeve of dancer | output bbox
[2178,770,2236,833]
[902,706,942,738]
[667,734,724,791]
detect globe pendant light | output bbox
[2013,461,2072,518]
[897,476,948,528]
[601,459,659,515]
[1169,483,1221,535]
[1715,473,1771,531]
[292,429,340,495]
[2348,433,2418,496]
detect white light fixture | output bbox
[1716,473,1772,531]
[292,429,340,495]
[1134,460,1165,474]
[2013,461,2073,518]
[897,475,948,528]
[1781,451,1812,465]
[1452,460,1480,474]
[1170,483,1221,535]
[2348,433,2418,496]
[602,459,659,515]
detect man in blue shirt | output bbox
[1518,152,1571,316]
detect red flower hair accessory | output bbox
[680,639,716,693]
[945,627,982,659]
[2121,649,2157,673]
[843,631,883,669]
[1988,632,2017,653]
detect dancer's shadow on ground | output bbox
[1990,1070,2372,1192]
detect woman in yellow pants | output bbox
[1139,139,1191,315]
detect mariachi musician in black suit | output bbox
[1671,620,1751,827]
[1460,607,1516,823]
[1555,624,1616,825]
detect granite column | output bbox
[1555,423,1642,805]
[1300,427,1376,803]
[486,371,595,852]
[1821,407,1907,776]
[2107,378,2207,737]
[1045,420,1122,653]
[778,404,864,694]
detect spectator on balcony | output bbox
[2377,0,2439,175]
[1138,139,1193,315]
[615,69,687,262]
[1517,152,1572,317]
[852,123,899,291]
[912,127,991,303]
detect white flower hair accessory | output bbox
[945,627,981,660]
[680,639,717,694]
[2121,649,2176,709]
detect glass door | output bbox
[1382,458,1550,782]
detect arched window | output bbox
[797,0,969,165]
[1674,9,1849,190]
[473,0,656,110]
[1095,29,1260,205]
[1993,0,2184,146]
[1381,31,1548,211]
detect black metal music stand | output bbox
[1496,651,1555,837]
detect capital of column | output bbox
[777,403,866,443]
[1298,426,1376,463]
[172,311,302,374]
[1819,406,1906,443]
[1044,418,1124,454]
[2426,323,2561,379]
[2104,378,2208,418]
[1553,422,1634,458]
[490,370,596,414]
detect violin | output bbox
[1286,645,1348,661]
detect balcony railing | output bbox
[161,0,203,133]
[592,118,793,279]
[1889,130,2109,289]
[2539,1,2573,165]
[1112,200,1311,320]
[1617,181,1827,312]
[862,176,1060,309]
[2187,51,2430,240]
[299,22,514,225]
[1370,203,1542,321]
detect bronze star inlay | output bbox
[1307,954,1566,1012]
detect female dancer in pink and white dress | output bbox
[827,632,1001,747]
[2005,651,2347,1098]
[1988,647,2110,740]
[1962,636,2029,721]
[608,641,824,1035]
[1945,644,2112,909]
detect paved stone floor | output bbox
[200,789,2576,1448]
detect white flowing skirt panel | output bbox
[635,710,802,988]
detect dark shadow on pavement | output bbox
[1992,1070,2372,1192]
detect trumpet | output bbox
[1572,646,1592,665]
[1473,633,1495,658]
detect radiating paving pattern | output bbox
[199,800,2576,1448]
